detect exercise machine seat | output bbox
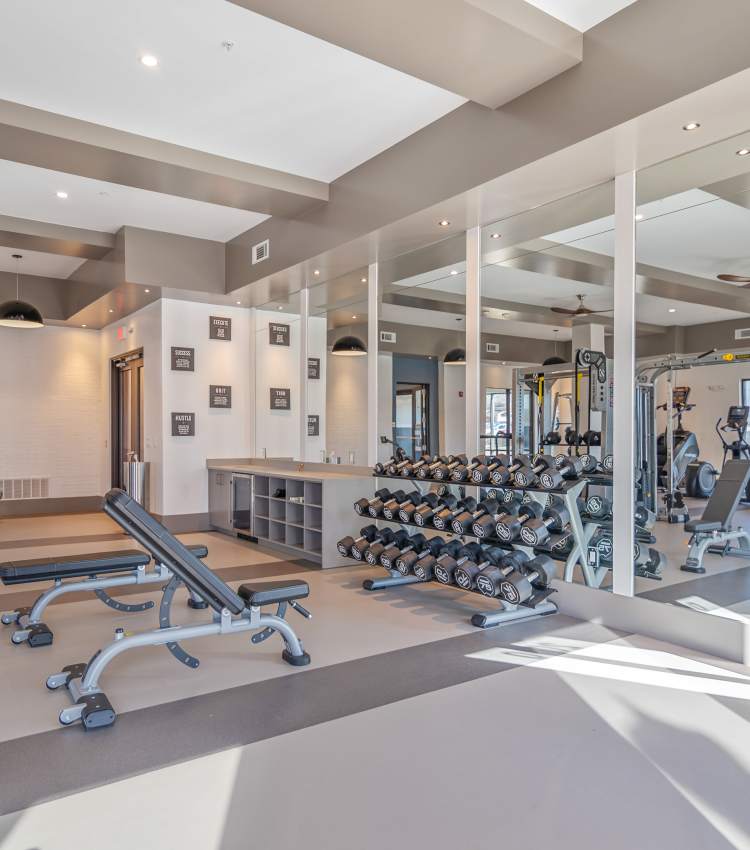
[684,459,750,535]
[684,520,722,533]
[238,579,310,607]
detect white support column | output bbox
[612,171,636,597]
[298,287,309,461]
[465,226,481,458]
[367,262,379,467]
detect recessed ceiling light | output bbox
[277,305,283,310]
[140,54,159,68]
[360,277,367,283]
[81,324,87,327]
[668,308,677,313]
[490,233,501,239]
[56,190,68,199]
[236,300,241,305]
[450,270,458,276]
[737,148,750,157]
[682,122,700,131]
[635,213,644,221]
[438,219,450,227]
[351,315,357,320]
[108,309,114,313]
[144,289,150,293]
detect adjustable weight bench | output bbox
[1,544,209,647]
[682,459,750,573]
[47,489,311,729]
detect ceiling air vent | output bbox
[380,331,396,344]
[486,342,500,354]
[251,239,270,265]
[735,328,750,340]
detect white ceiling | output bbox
[524,0,639,31]
[0,0,464,183]
[0,160,269,242]
[0,246,85,279]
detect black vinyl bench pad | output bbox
[238,580,310,607]
[0,545,208,585]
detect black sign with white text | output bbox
[171,412,196,437]
[209,385,232,409]
[209,316,232,340]
[307,414,320,436]
[171,347,194,371]
[269,322,290,346]
[308,357,320,379]
[270,387,291,410]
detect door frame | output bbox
[110,348,144,488]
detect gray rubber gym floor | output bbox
[1,513,750,850]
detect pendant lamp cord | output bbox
[12,253,22,300]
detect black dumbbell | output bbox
[364,528,410,565]
[454,546,506,591]
[472,498,521,539]
[581,430,601,446]
[380,533,426,570]
[397,492,430,523]
[416,456,449,480]
[433,542,484,585]
[520,504,571,547]
[539,456,584,490]
[475,550,532,598]
[337,525,379,557]
[495,501,543,542]
[602,454,613,472]
[386,455,413,476]
[400,455,432,478]
[586,493,612,519]
[369,489,404,518]
[498,555,556,604]
[451,455,487,482]
[422,493,458,528]
[550,532,575,556]
[379,490,409,519]
[577,454,600,474]
[434,496,476,531]
[385,491,421,521]
[396,535,446,576]
[412,493,441,526]
[354,488,392,517]
[414,539,463,580]
[451,497,500,535]
[513,454,557,487]
[544,431,562,445]
[564,427,579,446]
[432,454,468,481]
[471,455,509,484]
[373,455,403,475]
[352,527,391,560]
[489,455,528,486]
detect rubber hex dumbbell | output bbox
[398,492,430,523]
[434,496,476,531]
[414,539,463,580]
[352,527,389,560]
[454,546,506,591]
[380,533,426,570]
[433,542,484,586]
[364,528,410,565]
[520,504,571,547]
[471,455,509,484]
[379,490,408,519]
[396,535,446,576]
[432,454,468,482]
[420,493,458,528]
[387,455,413,476]
[451,455,487,482]
[513,454,557,487]
[354,488,393,517]
[416,456,449,480]
[451,497,500,535]
[373,455,403,475]
[489,455,529,486]
[400,455,432,478]
[498,555,556,604]
[475,550,532,598]
[384,491,421,521]
[577,454,600,474]
[538,456,584,490]
[412,493,441,526]
[495,501,543,542]
[337,525,379,557]
[602,455,613,472]
[369,489,405,518]
[472,499,521,539]
[586,493,612,519]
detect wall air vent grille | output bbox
[252,239,270,265]
[1,478,49,500]
[380,331,396,344]
[734,328,750,340]
[486,342,500,353]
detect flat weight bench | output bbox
[47,489,311,729]
[682,459,750,573]
[1,544,210,647]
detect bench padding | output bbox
[238,580,310,607]
[0,550,150,585]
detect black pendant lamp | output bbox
[444,347,466,365]
[0,254,44,329]
[331,335,367,356]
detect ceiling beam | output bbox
[227,0,581,109]
[0,99,329,218]
[0,215,114,260]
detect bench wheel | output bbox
[58,710,76,726]
[1,612,17,626]
[11,632,26,645]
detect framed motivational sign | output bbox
[209,316,232,340]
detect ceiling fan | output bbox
[549,294,613,316]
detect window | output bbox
[483,389,511,454]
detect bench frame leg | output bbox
[682,529,750,573]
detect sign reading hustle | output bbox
[307,414,320,437]
[269,322,290,346]
[171,347,194,371]
[209,316,232,340]
[308,357,320,379]
[171,412,196,437]
[270,387,291,410]
[209,385,232,409]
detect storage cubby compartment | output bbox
[287,501,304,527]
[304,481,322,507]
[269,477,287,499]
[269,499,286,521]
[304,505,322,531]
[254,495,269,520]
[286,480,304,501]
[254,476,269,497]
[304,529,322,554]
[254,516,269,540]
[285,524,304,549]
[270,520,286,544]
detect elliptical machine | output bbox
[716,405,750,502]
